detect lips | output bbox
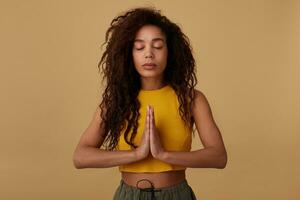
[142,63,157,69]
[143,64,156,70]
[143,63,157,66]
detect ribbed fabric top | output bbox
[116,84,192,172]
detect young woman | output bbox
[73,7,227,200]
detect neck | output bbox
[140,77,167,90]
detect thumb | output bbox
[145,105,150,138]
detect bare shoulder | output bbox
[191,88,213,118]
[191,88,225,149]
[74,105,107,149]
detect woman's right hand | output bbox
[135,105,150,160]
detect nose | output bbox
[145,47,154,58]
[145,54,153,58]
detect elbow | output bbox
[73,150,85,169]
[217,153,227,169]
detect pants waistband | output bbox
[120,178,189,193]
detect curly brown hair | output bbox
[97,6,198,151]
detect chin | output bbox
[139,73,158,78]
[138,68,156,75]
[136,66,165,78]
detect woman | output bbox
[73,6,227,200]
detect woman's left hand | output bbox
[149,105,165,160]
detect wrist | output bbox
[133,150,142,161]
[157,151,167,161]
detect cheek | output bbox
[157,50,168,62]
[163,50,168,60]
[132,52,143,67]
[132,52,139,61]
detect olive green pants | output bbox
[113,178,197,200]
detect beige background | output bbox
[1,0,299,199]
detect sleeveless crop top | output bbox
[115,84,192,172]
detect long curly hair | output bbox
[97,6,198,151]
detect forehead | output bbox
[134,25,166,42]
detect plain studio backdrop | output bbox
[0,0,299,199]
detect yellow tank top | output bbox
[115,84,192,172]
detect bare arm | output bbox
[159,90,227,169]
[161,147,226,169]
[72,106,140,169]
[74,147,138,169]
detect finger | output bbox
[148,106,150,135]
[145,106,148,127]
[150,106,154,128]
[150,106,152,133]
[148,106,150,129]
[152,106,155,126]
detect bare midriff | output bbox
[121,169,186,189]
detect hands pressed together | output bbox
[135,105,166,160]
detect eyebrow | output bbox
[134,38,165,43]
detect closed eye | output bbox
[135,47,163,50]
